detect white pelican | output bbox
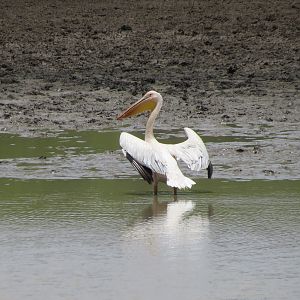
[117,91,213,195]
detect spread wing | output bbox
[165,127,210,171]
[120,132,195,189]
[123,150,153,184]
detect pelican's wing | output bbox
[123,150,153,184]
[120,132,167,175]
[120,132,195,189]
[165,127,210,171]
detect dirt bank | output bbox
[1,0,299,133]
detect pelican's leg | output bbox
[173,189,178,202]
[153,173,158,195]
[173,187,178,201]
[153,183,158,195]
[173,187,177,196]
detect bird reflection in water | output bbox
[143,196,214,220]
[124,196,213,252]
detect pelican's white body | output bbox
[118,91,210,190]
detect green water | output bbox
[0,129,300,300]
[0,129,263,159]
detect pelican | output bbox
[117,91,213,195]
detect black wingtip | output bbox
[207,161,213,179]
[125,151,153,184]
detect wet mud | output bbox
[0,0,299,180]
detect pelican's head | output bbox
[117,91,162,120]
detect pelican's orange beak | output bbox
[117,94,157,120]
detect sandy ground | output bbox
[0,0,299,179]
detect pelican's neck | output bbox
[145,98,162,142]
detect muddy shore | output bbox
[1,0,299,131]
[1,0,299,179]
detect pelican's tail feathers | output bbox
[167,175,196,190]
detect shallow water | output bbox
[0,128,300,300]
[1,126,299,180]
